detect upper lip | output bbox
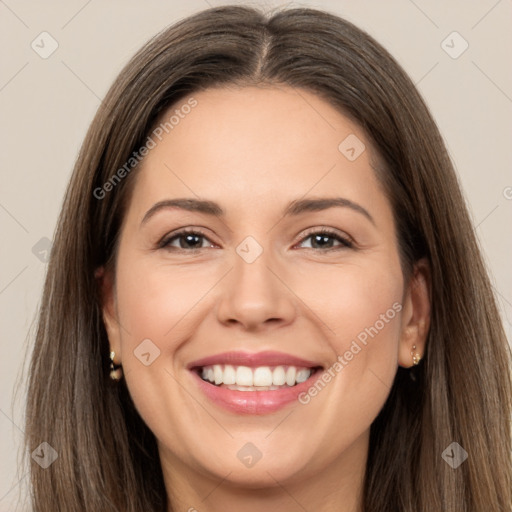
[187,350,323,370]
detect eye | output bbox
[159,227,354,252]
[296,228,353,251]
[159,229,214,251]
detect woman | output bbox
[25,5,512,511]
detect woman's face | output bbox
[102,85,428,494]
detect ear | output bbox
[95,266,122,362]
[398,258,431,368]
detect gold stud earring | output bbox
[411,345,421,366]
[110,351,123,381]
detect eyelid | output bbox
[159,225,354,251]
[293,226,354,249]
[158,227,217,250]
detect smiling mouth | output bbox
[194,364,323,391]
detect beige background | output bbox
[1,0,511,509]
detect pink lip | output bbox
[187,351,324,415]
[187,350,322,369]
[189,369,321,415]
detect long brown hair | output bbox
[25,5,512,511]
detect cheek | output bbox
[112,255,212,432]
[293,254,403,346]
[115,256,219,346]
[293,262,403,449]
[335,270,402,358]
[294,255,403,401]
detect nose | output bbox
[215,245,297,332]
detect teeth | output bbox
[224,384,285,391]
[223,365,236,385]
[296,369,310,383]
[253,367,273,386]
[200,364,314,388]
[236,366,253,386]
[272,366,286,386]
[214,365,223,385]
[286,366,296,386]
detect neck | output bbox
[161,431,368,512]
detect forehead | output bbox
[129,85,389,222]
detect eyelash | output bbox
[158,227,354,252]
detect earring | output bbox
[110,351,123,381]
[411,345,421,366]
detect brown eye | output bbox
[158,228,353,252]
[297,229,353,250]
[160,229,214,250]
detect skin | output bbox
[100,85,430,512]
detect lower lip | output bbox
[190,369,321,415]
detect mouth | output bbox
[187,351,324,414]
[192,364,323,391]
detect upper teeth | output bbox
[201,365,313,387]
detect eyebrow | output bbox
[141,197,375,226]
